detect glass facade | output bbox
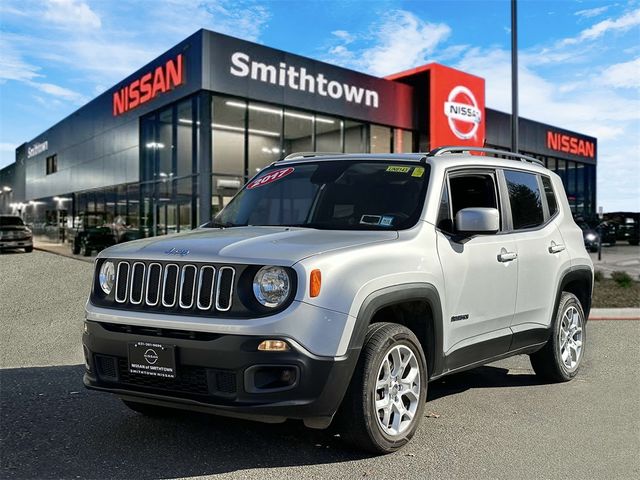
[18,90,594,247]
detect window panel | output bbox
[394,129,414,153]
[283,108,312,155]
[504,170,544,230]
[247,101,283,175]
[344,120,367,153]
[157,108,173,178]
[212,96,246,175]
[541,175,558,217]
[370,125,392,153]
[176,100,193,177]
[315,115,342,152]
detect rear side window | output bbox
[541,176,558,217]
[504,170,544,230]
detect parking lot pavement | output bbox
[1,251,639,480]
[590,244,640,279]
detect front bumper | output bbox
[0,239,32,249]
[82,320,358,427]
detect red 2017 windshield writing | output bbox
[247,167,295,189]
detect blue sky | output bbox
[0,0,638,211]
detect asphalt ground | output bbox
[1,250,639,480]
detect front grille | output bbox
[94,354,237,397]
[108,260,235,314]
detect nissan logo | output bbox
[143,349,159,365]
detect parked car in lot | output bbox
[82,148,593,453]
[68,212,116,256]
[0,215,33,253]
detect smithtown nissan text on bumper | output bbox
[83,148,593,453]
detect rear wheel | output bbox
[24,246,33,253]
[122,400,175,417]
[71,241,80,255]
[335,322,427,454]
[530,292,586,382]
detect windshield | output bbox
[210,161,430,230]
[0,216,24,227]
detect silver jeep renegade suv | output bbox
[83,147,593,453]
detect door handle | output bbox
[498,249,518,262]
[548,241,566,254]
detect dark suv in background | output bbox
[0,215,33,253]
[68,212,116,256]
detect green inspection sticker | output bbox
[386,166,411,173]
[412,167,425,177]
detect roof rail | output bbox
[427,146,544,167]
[281,152,342,161]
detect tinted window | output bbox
[505,170,544,229]
[0,216,24,226]
[541,175,558,216]
[212,161,429,230]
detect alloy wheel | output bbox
[374,344,421,436]
[559,306,584,371]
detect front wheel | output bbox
[530,292,586,382]
[335,322,427,454]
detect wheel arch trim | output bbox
[348,283,444,378]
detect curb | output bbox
[34,245,94,263]
[589,316,640,321]
[589,308,640,321]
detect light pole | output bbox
[511,0,519,153]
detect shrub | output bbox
[611,271,633,288]
[594,270,604,282]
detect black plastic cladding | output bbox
[91,258,297,318]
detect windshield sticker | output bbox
[360,215,382,225]
[412,167,425,177]
[380,216,394,227]
[247,167,295,189]
[386,166,411,173]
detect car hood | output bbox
[100,226,398,265]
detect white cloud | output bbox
[324,10,450,76]
[0,142,20,153]
[575,6,610,18]
[43,0,101,30]
[601,57,640,89]
[0,38,41,82]
[332,30,354,44]
[562,8,640,45]
[26,81,87,104]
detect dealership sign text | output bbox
[230,52,379,108]
[27,141,48,158]
[546,131,595,159]
[113,54,184,116]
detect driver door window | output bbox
[437,171,500,234]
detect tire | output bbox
[72,241,80,255]
[629,240,639,246]
[81,243,92,256]
[335,322,427,454]
[530,292,586,382]
[24,246,33,253]
[122,399,175,417]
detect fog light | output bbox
[258,340,290,352]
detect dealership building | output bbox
[0,29,597,242]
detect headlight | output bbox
[98,261,115,295]
[585,233,597,241]
[253,266,291,308]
